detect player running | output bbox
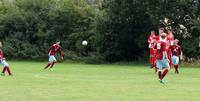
[0,42,12,76]
[147,31,157,69]
[44,41,64,71]
[155,33,170,84]
[170,39,182,74]
[166,29,174,68]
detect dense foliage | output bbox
[0,0,199,62]
[0,0,95,60]
[95,0,200,62]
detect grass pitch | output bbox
[0,61,199,101]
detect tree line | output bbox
[0,0,199,63]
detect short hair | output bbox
[160,33,167,37]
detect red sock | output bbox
[169,61,172,68]
[50,61,56,68]
[6,66,12,75]
[158,71,162,80]
[150,57,153,66]
[151,64,154,68]
[174,65,179,73]
[154,67,157,72]
[2,67,6,73]
[44,63,51,69]
[153,63,156,68]
[162,69,168,80]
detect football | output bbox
[82,40,88,46]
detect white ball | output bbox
[82,40,88,46]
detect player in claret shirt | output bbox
[43,41,64,71]
[147,31,157,69]
[170,39,182,74]
[155,33,170,84]
[0,42,12,76]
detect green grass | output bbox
[0,61,199,101]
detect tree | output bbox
[95,0,200,62]
[0,0,95,60]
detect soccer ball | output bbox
[82,40,88,46]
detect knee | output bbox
[157,69,162,72]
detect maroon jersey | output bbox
[155,41,167,60]
[170,45,181,56]
[147,35,156,48]
[0,49,4,59]
[48,44,63,57]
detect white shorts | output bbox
[48,55,57,63]
[156,59,170,70]
[172,56,179,65]
[0,60,9,67]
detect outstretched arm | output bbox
[0,50,3,60]
[147,36,151,43]
[162,43,169,61]
[179,47,183,60]
[48,45,53,54]
[59,48,64,60]
[163,51,169,61]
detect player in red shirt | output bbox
[0,42,12,76]
[43,41,64,71]
[170,39,182,74]
[167,29,174,41]
[147,31,157,69]
[166,29,174,68]
[153,28,164,41]
[158,28,164,35]
[155,33,170,84]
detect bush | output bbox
[84,53,104,64]
[0,0,95,60]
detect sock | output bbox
[158,71,162,80]
[150,57,154,68]
[154,67,157,72]
[44,63,51,70]
[50,61,56,69]
[153,63,156,68]
[6,66,12,75]
[2,67,6,74]
[174,65,179,73]
[162,69,169,80]
[151,64,154,68]
[169,61,172,68]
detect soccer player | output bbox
[158,28,165,35]
[0,42,12,76]
[167,29,174,41]
[155,33,170,84]
[154,27,164,41]
[147,31,157,69]
[170,39,182,74]
[166,29,174,68]
[44,41,64,71]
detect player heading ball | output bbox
[43,41,64,71]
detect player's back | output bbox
[52,44,61,51]
[155,41,167,60]
[49,44,61,55]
